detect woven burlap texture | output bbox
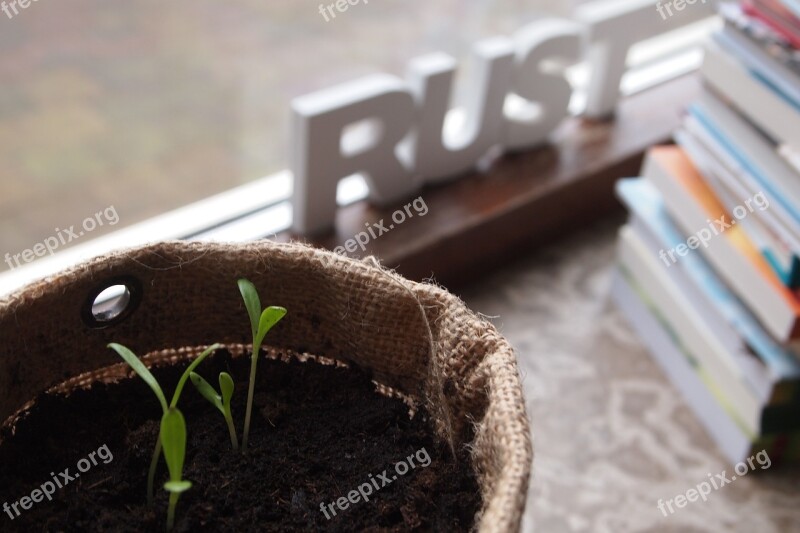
[0,240,532,532]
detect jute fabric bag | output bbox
[0,240,532,532]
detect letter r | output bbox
[290,75,417,235]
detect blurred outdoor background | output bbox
[0,0,574,265]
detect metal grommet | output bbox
[81,275,143,329]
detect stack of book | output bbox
[612,0,800,464]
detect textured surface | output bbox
[0,240,531,532]
[462,216,800,532]
[0,353,481,531]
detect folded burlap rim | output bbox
[0,240,532,532]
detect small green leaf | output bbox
[190,372,223,413]
[219,372,235,408]
[108,343,168,413]
[171,343,221,408]
[160,408,188,484]
[238,279,261,340]
[255,306,287,347]
[164,480,192,493]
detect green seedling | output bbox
[238,278,287,451]
[190,371,238,450]
[108,342,221,505]
[161,408,191,532]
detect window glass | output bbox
[0,1,575,265]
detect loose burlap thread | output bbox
[0,240,532,532]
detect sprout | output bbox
[108,342,221,506]
[161,408,192,532]
[190,372,239,450]
[237,278,287,451]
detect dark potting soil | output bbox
[0,350,481,532]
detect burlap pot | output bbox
[0,240,532,532]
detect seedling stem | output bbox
[237,279,286,451]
